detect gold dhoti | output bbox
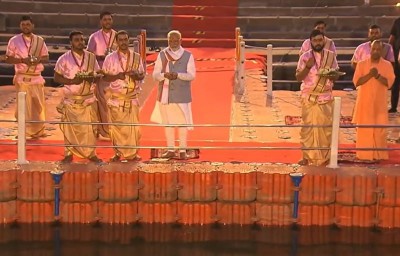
[58,102,98,159]
[14,79,46,137]
[108,102,141,159]
[300,100,333,166]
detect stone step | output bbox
[3,13,395,40]
[237,16,396,33]
[25,0,385,7]
[0,1,173,15]
[0,0,396,51]
[3,1,397,17]
[242,29,368,48]
[243,31,367,39]
[238,0,394,7]
[3,12,171,31]
[13,0,171,5]
[238,5,400,17]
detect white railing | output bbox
[327,97,341,168]
[17,92,28,164]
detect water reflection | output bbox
[0,223,399,255]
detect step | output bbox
[173,6,238,16]
[179,30,236,39]
[244,37,367,48]
[238,5,400,17]
[3,12,172,31]
[242,31,367,40]
[1,28,168,41]
[245,35,367,48]
[11,0,173,5]
[173,0,238,7]
[0,1,173,15]
[172,16,237,31]
[181,38,236,48]
[237,16,396,33]
[238,0,394,7]
[0,31,366,50]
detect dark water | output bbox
[0,223,399,256]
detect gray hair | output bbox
[167,30,182,39]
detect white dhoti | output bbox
[151,101,193,149]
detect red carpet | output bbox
[141,48,237,142]
[172,0,238,48]
[142,48,265,143]
[0,140,301,163]
[1,140,400,165]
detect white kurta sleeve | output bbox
[152,53,165,82]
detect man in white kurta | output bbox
[87,11,118,138]
[54,31,102,164]
[352,24,394,69]
[6,15,49,138]
[102,30,144,162]
[152,30,196,159]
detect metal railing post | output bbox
[266,44,273,107]
[234,37,245,102]
[135,35,141,54]
[327,96,341,168]
[239,38,245,89]
[235,27,241,62]
[140,29,147,71]
[290,172,304,222]
[17,91,28,164]
[51,169,64,221]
